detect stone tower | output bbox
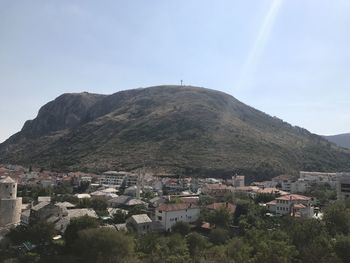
[0,176,22,227]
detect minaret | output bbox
[136,172,141,200]
[0,177,22,227]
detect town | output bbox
[1,164,350,262]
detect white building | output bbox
[337,173,350,201]
[125,174,139,187]
[99,171,128,188]
[272,175,293,192]
[290,179,309,194]
[155,203,200,231]
[273,194,314,218]
[300,171,338,188]
[0,177,22,227]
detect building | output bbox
[0,176,22,227]
[337,173,350,201]
[272,175,293,192]
[108,195,146,208]
[290,179,309,194]
[54,208,98,233]
[30,202,67,223]
[269,194,314,218]
[201,184,233,198]
[300,171,338,188]
[125,173,139,187]
[255,187,289,196]
[206,202,236,214]
[56,202,76,210]
[99,171,128,188]
[38,196,51,203]
[74,193,91,199]
[126,214,153,234]
[251,181,278,188]
[232,175,245,187]
[155,203,200,231]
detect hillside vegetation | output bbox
[324,134,350,149]
[1,85,349,180]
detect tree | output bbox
[64,216,99,248]
[172,221,191,236]
[198,195,214,206]
[225,238,252,263]
[324,202,350,236]
[255,193,276,204]
[286,218,328,251]
[112,210,127,224]
[253,239,297,263]
[209,228,229,245]
[151,234,190,263]
[28,222,56,245]
[77,181,90,193]
[91,198,108,213]
[73,228,135,263]
[186,232,208,260]
[127,204,147,217]
[210,207,232,228]
[137,233,162,255]
[335,235,350,263]
[6,222,55,248]
[202,245,231,263]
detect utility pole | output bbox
[180,80,183,86]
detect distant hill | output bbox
[323,133,350,149]
[1,85,350,180]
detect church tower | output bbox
[0,176,22,227]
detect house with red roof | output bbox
[267,194,314,218]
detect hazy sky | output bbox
[1,0,350,143]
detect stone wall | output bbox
[0,198,22,227]
[0,181,17,199]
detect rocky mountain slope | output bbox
[1,85,350,179]
[323,133,350,149]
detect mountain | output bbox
[1,85,350,180]
[323,133,350,149]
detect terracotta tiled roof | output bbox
[266,200,277,205]
[206,202,237,214]
[276,194,310,201]
[204,183,230,190]
[256,187,288,195]
[157,203,198,212]
[180,197,199,205]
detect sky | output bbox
[0,0,350,143]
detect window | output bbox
[158,216,162,220]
